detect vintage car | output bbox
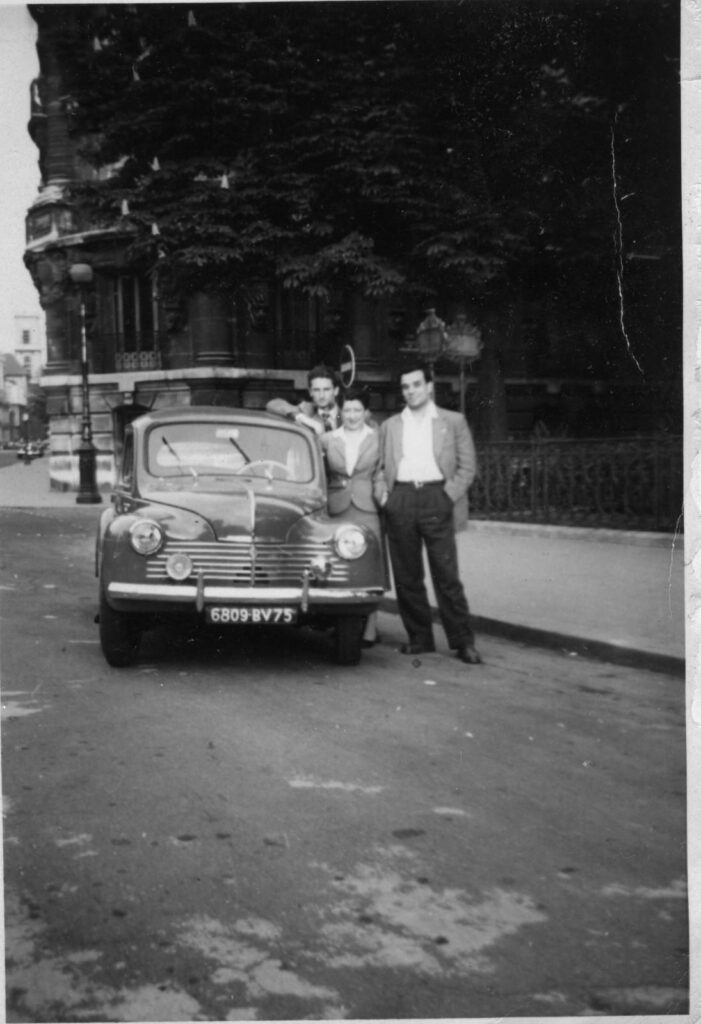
[16,442,42,460]
[95,406,385,667]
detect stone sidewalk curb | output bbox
[468,518,682,549]
[379,597,686,679]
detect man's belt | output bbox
[395,480,444,489]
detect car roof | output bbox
[129,406,296,431]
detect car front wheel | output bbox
[334,615,364,666]
[99,586,141,667]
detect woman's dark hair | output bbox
[341,385,370,409]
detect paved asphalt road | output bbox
[0,451,32,470]
[1,507,689,1021]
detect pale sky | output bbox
[0,4,43,355]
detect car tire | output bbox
[334,615,364,666]
[99,586,141,667]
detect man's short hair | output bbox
[307,364,338,388]
[398,359,433,384]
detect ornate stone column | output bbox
[26,252,74,373]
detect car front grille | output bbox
[146,539,349,584]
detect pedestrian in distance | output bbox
[266,364,342,435]
[320,386,386,646]
[378,360,482,665]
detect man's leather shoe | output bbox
[456,645,483,664]
[400,642,435,655]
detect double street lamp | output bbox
[414,308,483,417]
[69,263,101,504]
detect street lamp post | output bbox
[444,313,483,418]
[69,263,101,504]
[22,412,31,465]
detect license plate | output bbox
[206,606,298,625]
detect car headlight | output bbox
[129,519,164,556]
[333,524,367,560]
[166,551,193,581]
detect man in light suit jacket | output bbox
[378,360,482,665]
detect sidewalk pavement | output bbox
[0,456,83,509]
[0,458,686,676]
[383,519,685,676]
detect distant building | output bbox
[0,353,29,446]
[13,314,44,382]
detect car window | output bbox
[145,422,315,484]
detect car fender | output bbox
[99,503,217,589]
[95,505,116,577]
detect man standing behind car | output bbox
[266,365,341,436]
[378,360,482,665]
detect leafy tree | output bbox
[41,0,680,435]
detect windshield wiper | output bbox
[161,435,198,481]
[228,436,251,464]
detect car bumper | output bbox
[107,580,383,609]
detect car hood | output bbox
[139,485,326,541]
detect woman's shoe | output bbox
[455,644,483,664]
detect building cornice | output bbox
[25,225,136,256]
[40,365,312,391]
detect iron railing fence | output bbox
[61,333,170,374]
[470,435,683,532]
[100,332,167,374]
[77,332,387,375]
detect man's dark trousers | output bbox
[384,481,475,649]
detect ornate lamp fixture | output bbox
[415,308,447,366]
[445,313,483,362]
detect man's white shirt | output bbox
[396,401,443,482]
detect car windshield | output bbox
[145,421,315,486]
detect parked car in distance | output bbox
[95,407,385,667]
[16,442,41,460]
